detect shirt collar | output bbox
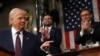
[47,26,52,30]
[11,27,22,35]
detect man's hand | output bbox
[40,41,54,51]
[39,27,50,41]
[39,27,46,34]
[81,20,91,32]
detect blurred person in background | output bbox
[75,8,100,47]
[38,14,62,56]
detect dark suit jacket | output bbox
[75,22,100,45]
[0,29,39,56]
[38,27,62,56]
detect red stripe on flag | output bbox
[97,0,100,19]
[74,30,79,49]
[65,32,70,49]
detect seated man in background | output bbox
[38,14,62,56]
[75,8,100,47]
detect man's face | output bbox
[10,11,28,30]
[43,15,52,26]
[81,10,92,22]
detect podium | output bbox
[0,46,14,56]
[78,46,100,56]
[52,46,100,56]
[52,49,78,56]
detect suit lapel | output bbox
[50,27,55,38]
[22,31,30,50]
[5,29,14,51]
[22,31,27,48]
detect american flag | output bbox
[62,0,100,49]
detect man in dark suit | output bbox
[0,8,39,56]
[38,14,62,56]
[75,9,99,46]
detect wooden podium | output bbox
[52,49,78,56]
[0,46,14,56]
[78,46,100,56]
[52,46,100,56]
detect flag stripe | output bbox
[97,0,100,20]
[65,31,78,49]
[74,30,79,49]
[65,32,70,48]
[92,0,100,22]
[69,31,75,49]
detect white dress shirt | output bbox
[11,27,23,49]
[46,26,52,33]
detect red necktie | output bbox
[15,32,21,56]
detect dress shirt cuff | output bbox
[80,31,84,37]
[80,28,94,37]
[90,28,94,34]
